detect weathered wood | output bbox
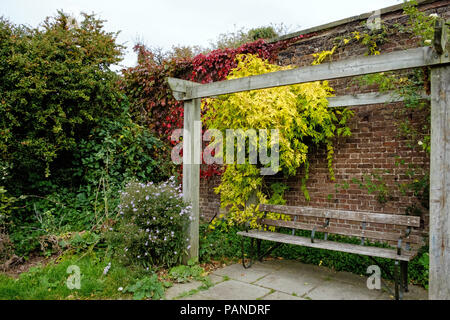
[167,83,430,107]
[433,18,448,55]
[259,204,420,227]
[170,47,449,100]
[260,219,421,244]
[429,65,450,300]
[182,98,201,262]
[168,77,200,101]
[327,91,429,108]
[237,230,417,261]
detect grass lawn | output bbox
[0,252,149,300]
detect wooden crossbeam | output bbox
[327,92,429,107]
[168,81,430,108]
[168,46,449,101]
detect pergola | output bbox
[168,19,449,299]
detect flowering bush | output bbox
[107,178,191,268]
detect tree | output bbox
[0,11,124,190]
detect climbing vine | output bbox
[121,35,313,179]
[314,0,436,213]
[204,54,353,228]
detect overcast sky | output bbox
[1,0,403,69]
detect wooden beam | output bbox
[167,83,430,107]
[167,78,199,100]
[327,91,429,107]
[169,47,449,100]
[433,18,448,56]
[182,98,201,262]
[429,65,450,300]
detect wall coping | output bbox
[268,0,439,43]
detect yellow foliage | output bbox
[205,54,353,228]
[312,46,337,65]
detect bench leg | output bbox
[401,261,409,293]
[241,237,255,269]
[256,239,262,262]
[394,260,404,300]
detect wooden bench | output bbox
[237,204,422,300]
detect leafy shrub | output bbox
[168,259,204,283]
[0,186,17,232]
[0,11,146,257]
[74,97,173,188]
[4,97,172,256]
[124,274,170,300]
[0,232,14,266]
[199,224,245,263]
[58,231,103,255]
[107,179,191,268]
[0,12,123,185]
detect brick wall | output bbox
[199,0,450,242]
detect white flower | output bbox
[118,287,123,291]
[429,13,438,18]
[418,141,423,145]
[103,262,111,275]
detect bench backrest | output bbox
[258,204,421,245]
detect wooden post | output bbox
[182,98,201,262]
[429,64,450,300]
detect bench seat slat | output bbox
[259,204,420,227]
[261,219,421,244]
[237,230,417,261]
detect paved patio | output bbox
[166,259,427,300]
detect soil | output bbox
[1,253,57,278]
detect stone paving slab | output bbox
[253,266,324,296]
[305,279,386,300]
[165,280,204,300]
[212,262,279,284]
[208,274,224,285]
[176,260,428,300]
[262,291,305,300]
[181,279,271,300]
